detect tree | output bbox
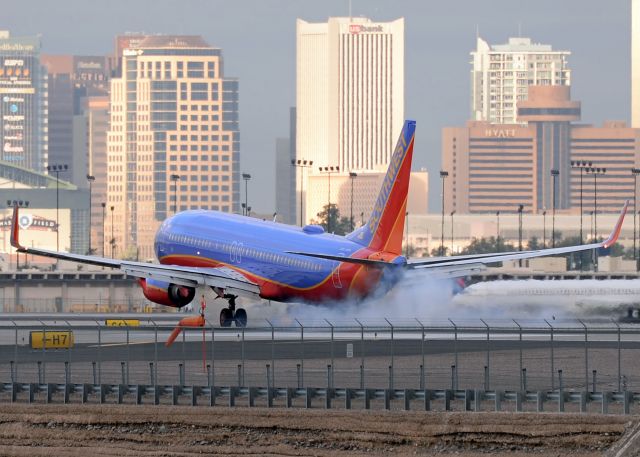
[457,236,514,255]
[312,204,352,235]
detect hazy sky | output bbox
[2,0,631,213]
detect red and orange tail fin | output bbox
[10,203,24,250]
[347,120,415,255]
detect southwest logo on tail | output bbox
[347,120,415,254]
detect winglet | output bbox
[9,203,24,251]
[602,200,628,249]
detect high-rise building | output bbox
[296,17,404,223]
[107,35,239,259]
[0,31,48,172]
[275,107,296,225]
[471,37,571,124]
[633,0,640,127]
[443,86,639,215]
[41,55,110,187]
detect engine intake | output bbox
[138,278,195,308]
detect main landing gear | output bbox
[219,294,247,328]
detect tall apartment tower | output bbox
[296,17,404,223]
[0,31,48,172]
[107,35,239,259]
[471,37,571,124]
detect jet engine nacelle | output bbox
[138,278,196,308]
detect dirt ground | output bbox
[0,404,636,456]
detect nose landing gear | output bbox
[218,294,247,327]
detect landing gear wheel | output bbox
[219,308,233,327]
[235,308,247,327]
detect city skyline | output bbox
[0,0,632,213]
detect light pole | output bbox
[101,203,106,257]
[291,159,313,226]
[8,200,29,270]
[632,168,640,271]
[110,205,115,259]
[542,209,547,249]
[450,210,455,255]
[551,169,559,248]
[571,161,592,245]
[586,167,606,240]
[86,175,95,255]
[319,165,340,233]
[405,211,409,257]
[349,172,357,231]
[242,173,251,216]
[518,204,524,266]
[440,170,448,256]
[587,167,606,272]
[170,174,180,215]
[496,211,500,252]
[46,164,68,261]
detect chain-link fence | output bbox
[1,316,639,395]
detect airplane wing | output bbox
[9,205,260,297]
[287,201,628,276]
[407,200,628,271]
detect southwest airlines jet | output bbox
[10,121,628,328]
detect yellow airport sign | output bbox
[105,319,140,327]
[30,331,74,349]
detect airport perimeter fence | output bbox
[0,316,639,394]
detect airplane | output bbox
[9,120,628,330]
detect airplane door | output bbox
[332,263,342,288]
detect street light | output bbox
[542,209,547,249]
[242,173,251,216]
[586,167,606,240]
[518,204,524,266]
[632,168,640,271]
[439,170,449,256]
[170,174,180,215]
[349,172,357,231]
[86,175,95,255]
[405,211,409,257]
[101,203,106,257]
[496,211,500,252]
[110,205,115,259]
[291,159,313,226]
[8,200,29,270]
[550,169,559,248]
[450,210,456,255]
[570,161,592,246]
[319,165,340,233]
[46,164,69,261]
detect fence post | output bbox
[545,319,555,390]
[296,319,304,388]
[513,319,522,391]
[267,319,275,387]
[612,319,621,392]
[385,318,394,376]
[241,328,245,386]
[10,361,14,383]
[153,321,158,387]
[522,368,527,392]
[388,365,394,390]
[449,319,458,388]
[451,365,456,390]
[126,325,130,385]
[325,320,334,385]
[40,321,46,384]
[416,318,425,390]
[266,364,271,390]
[92,361,97,385]
[237,364,242,388]
[579,319,588,391]
[97,321,102,384]
[355,318,365,389]
[64,361,70,384]
[592,370,597,393]
[484,366,488,391]
[37,361,42,385]
[121,361,126,385]
[479,319,490,391]
[558,369,564,412]
[12,321,18,384]
[149,362,154,385]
